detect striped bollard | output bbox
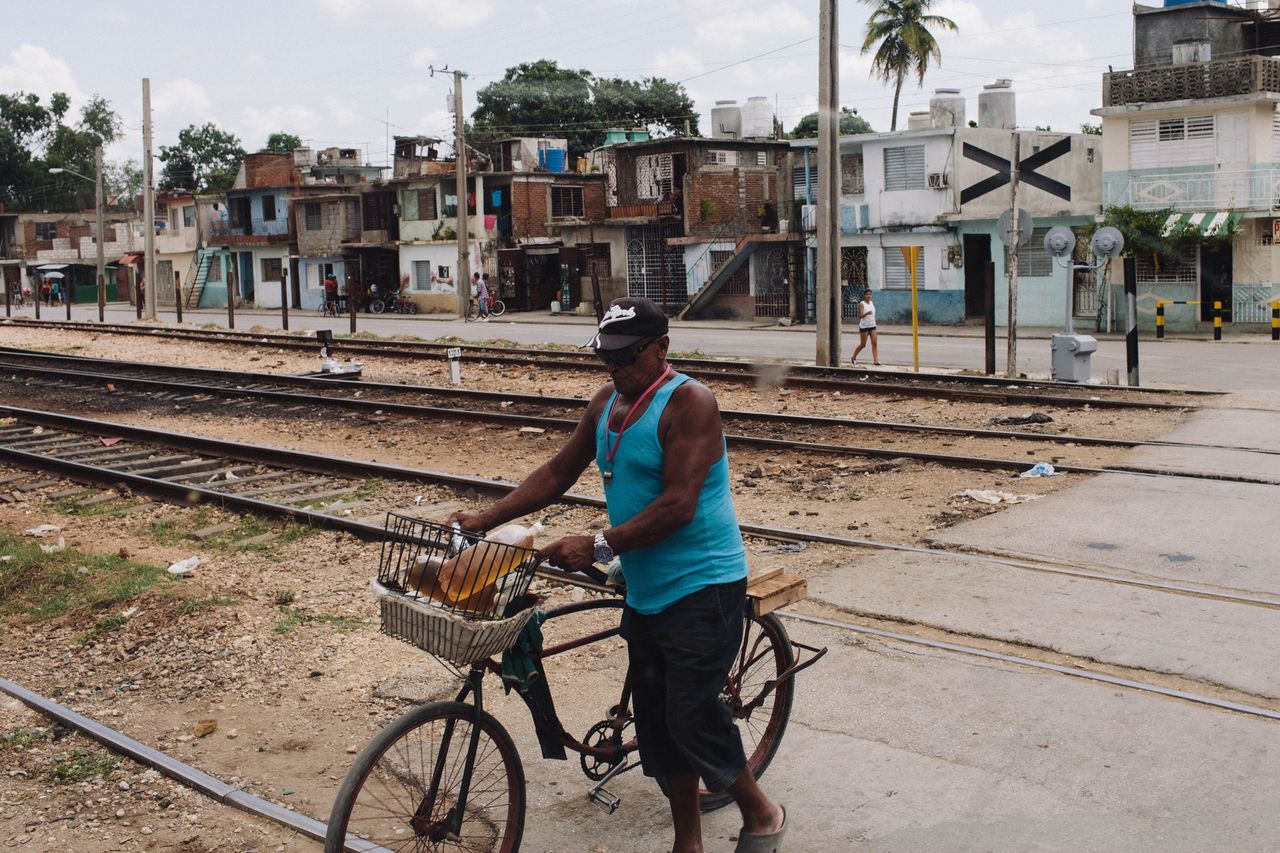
[1156,301,1165,340]
[1272,299,1278,341]
[1213,300,1222,341]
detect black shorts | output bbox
[623,578,748,792]
[859,325,876,333]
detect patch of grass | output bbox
[0,530,169,625]
[2,728,46,750]
[79,613,129,644]
[50,747,120,783]
[669,349,709,360]
[149,512,317,555]
[52,493,136,517]
[178,595,237,616]
[346,480,384,501]
[273,588,296,607]
[273,607,363,636]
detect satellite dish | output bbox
[1043,226,1075,258]
[996,208,1033,246]
[1090,226,1124,261]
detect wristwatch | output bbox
[593,532,615,564]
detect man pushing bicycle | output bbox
[450,297,788,853]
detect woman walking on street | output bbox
[850,288,881,366]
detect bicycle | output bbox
[325,515,824,852]
[464,296,506,322]
[320,297,342,318]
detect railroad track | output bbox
[0,348,1271,485]
[1,405,1276,614]
[0,317,1212,408]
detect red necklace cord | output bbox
[604,366,672,466]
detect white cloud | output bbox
[409,48,437,70]
[94,6,129,25]
[0,44,87,107]
[150,78,213,132]
[315,0,494,28]
[240,53,267,72]
[692,2,810,51]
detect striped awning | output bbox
[1161,211,1241,237]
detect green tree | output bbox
[1081,123,1102,135]
[861,0,958,132]
[264,131,302,153]
[158,123,245,192]
[472,60,698,159]
[0,92,122,212]
[790,107,873,138]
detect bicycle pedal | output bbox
[587,785,620,814]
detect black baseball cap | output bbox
[586,297,669,350]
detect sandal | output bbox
[734,805,787,853]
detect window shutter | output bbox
[1129,120,1157,168]
[413,260,432,290]
[883,247,924,289]
[883,146,926,191]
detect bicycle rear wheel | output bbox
[488,300,506,317]
[326,701,525,852]
[699,612,794,812]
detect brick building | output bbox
[560,135,795,319]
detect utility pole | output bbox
[1005,132,1020,378]
[453,69,470,317]
[94,146,105,323]
[589,221,603,321]
[815,0,841,366]
[142,78,157,320]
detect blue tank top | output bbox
[595,372,748,615]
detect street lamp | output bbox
[49,147,107,323]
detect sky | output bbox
[1,0,1134,179]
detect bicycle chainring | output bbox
[579,718,633,781]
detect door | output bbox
[1200,244,1232,322]
[963,234,991,318]
[1215,111,1248,208]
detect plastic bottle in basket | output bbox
[436,522,543,612]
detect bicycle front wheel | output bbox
[488,300,506,317]
[370,299,386,315]
[326,701,525,853]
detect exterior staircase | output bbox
[183,248,214,310]
[677,235,759,320]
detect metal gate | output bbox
[625,224,684,308]
[841,247,868,320]
[1233,284,1273,324]
[754,247,791,317]
[1072,267,1096,318]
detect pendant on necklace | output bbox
[602,470,613,482]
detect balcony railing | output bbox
[1104,167,1280,211]
[1104,55,1280,107]
[608,201,681,220]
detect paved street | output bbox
[8,302,1278,395]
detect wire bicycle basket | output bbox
[373,513,541,668]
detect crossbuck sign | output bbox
[960,137,1073,205]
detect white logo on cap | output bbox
[598,304,637,329]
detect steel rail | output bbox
[0,676,383,851]
[0,406,1276,612]
[0,318,1206,408]
[777,612,1280,721]
[0,358,1270,486]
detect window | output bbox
[1129,116,1214,169]
[169,208,180,231]
[1006,227,1057,277]
[883,247,924,289]
[206,254,222,283]
[550,186,585,219]
[1135,246,1197,285]
[883,145,926,191]
[443,195,458,217]
[840,154,865,195]
[261,194,276,221]
[182,206,195,228]
[417,189,437,220]
[576,243,611,277]
[304,203,321,230]
[35,222,57,241]
[261,257,282,281]
[413,260,432,290]
[229,197,251,229]
[710,249,750,295]
[707,150,738,166]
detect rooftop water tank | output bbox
[742,96,773,139]
[907,111,931,131]
[604,128,630,145]
[929,88,966,129]
[627,129,650,143]
[979,79,1016,130]
[711,100,741,140]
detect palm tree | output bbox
[861,0,958,132]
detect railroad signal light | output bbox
[1043,226,1075,259]
[1090,227,1125,262]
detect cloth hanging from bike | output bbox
[501,611,567,760]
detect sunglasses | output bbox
[594,338,656,367]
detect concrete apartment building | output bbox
[1094,0,1280,331]
[793,82,1102,328]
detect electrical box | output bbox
[1050,333,1097,383]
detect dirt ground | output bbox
[0,323,1197,852]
